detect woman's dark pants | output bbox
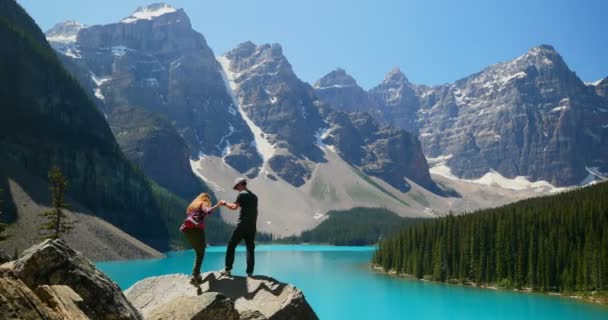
[184,228,206,276]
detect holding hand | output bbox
[219,200,227,206]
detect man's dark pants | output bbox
[225,226,256,274]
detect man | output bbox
[220,177,258,277]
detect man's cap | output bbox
[233,177,247,190]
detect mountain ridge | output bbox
[315,44,608,187]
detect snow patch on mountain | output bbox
[64,48,82,59]
[46,34,77,43]
[90,73,111,101]
[581,166,608,186]
[217,55,276,165]
[217,124,235,157]
[314,127,331,150]
[111,46,131,57]
[121,3,177,23]
[586,79,604,86]
[427,155,566,193]
[45,21,86,44]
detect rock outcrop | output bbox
[322,110,440,193]
[0,239,142,320]
[125,272,319,320]
[0,239,318,320]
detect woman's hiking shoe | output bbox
[220,269,231,277]
[190,274,202,285]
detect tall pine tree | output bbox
[39,167,73,239]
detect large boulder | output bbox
[125,273,318,320]
[0,239,142,320]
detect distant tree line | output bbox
[373,182,608,293]
[278,207,428,246]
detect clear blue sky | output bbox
[17,0,608,89]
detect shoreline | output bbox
[371,265,608,306]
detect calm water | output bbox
[97,245,608,320]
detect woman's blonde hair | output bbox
[187,193,211,213]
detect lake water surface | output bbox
[97,245,608,320]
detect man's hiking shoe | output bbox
[190,274,202,285]
[220,269,231,277]
[247,273,253,278]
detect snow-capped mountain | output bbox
[316,45,608,187]
[44,3,262,198]
[121,3,177,23]
[45,20,85,43]
[45,4,592,236]
[45,20,86,57]
[218,41,439,193]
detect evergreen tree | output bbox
[39,167,73,239]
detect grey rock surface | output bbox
[323,111,439,193]
[221,42,326,186]
[0,276,56,320]
[46,4,262,183]
[317,45,608,186]
[314,68,379,114]
[125,272,318,320]
[0,239,142,320]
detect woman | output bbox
[180,193,221,284]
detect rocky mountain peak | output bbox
[45,20,86,43]
[516,44,565,68]
[225,41,293,79]
[476,44,568,82]
[314,68,358,89]
[383,67,410,85]
[594,77,608,96]
[121,3,179,23]
[230,41,257,57]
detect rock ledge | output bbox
[125,272,319,320]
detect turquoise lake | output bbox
[97,245,608,320]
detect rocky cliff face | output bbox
[322,110,439,193]
[220,42,439,193]
[108,106,206,199]
[415,45,608,186]
[368,68,421,135]
[220,42,326,186]
[314,68,378,114]
[318,45,608,187]
[46,3,262,181]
